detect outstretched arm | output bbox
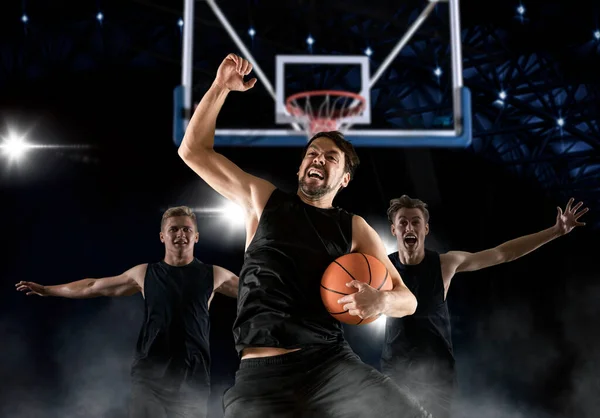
[338,215,418,320]
[213,265,239,298]
[15,264,147,299]
[177,54,275,219]
[441,198,588,283]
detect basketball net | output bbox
[285,90,366,138]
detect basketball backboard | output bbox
[173,0,471,148]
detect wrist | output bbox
[41,285,52,296]
[210,81,231,96]
[550,224,563,238]
[377,289,389,315]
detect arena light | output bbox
[21,14,28,24]
[557,117,565,127]
[178,18,184,28]
[594,30,600,40]
[96,12,104,23]
[517,5,525,15]
[248,27,256,37]
[364,314,388,335]
[306,35,314,46]
[433,67,442,77]
[1,133,30,162]
[499,90,507,100]
[373,314,387,332]
[221,201,246,227]
[364,47,373,57]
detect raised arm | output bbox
[212,265,239,298]
[338,215,418,319]
[440,198,589,285]
[177,53,275,218]
[15,264,147,299]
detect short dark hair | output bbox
[302,131,360,180]
[387,195,430,224]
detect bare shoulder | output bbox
[249,179,277,220]
[125,263,149,289]
[351,214,371,235]
[439,251,463,267]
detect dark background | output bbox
[1,1,598,417]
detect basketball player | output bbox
[374,195,588,418]
[15,206,239,418]
[177,53,428,418]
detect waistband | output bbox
[239,343,345,370]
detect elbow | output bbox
[177,141,192,161]
[496,247,514,264]
[407,295,418,316]
[177,140,213,164]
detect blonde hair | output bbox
[161,206,197,230]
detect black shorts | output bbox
[222,343,429,418]
[129,379,210,418]
[382,357,456,418]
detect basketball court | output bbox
[173,0,472,148]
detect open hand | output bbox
[555,198,589,235]
[214,53,257,92]
[15,281,48,296]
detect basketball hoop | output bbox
[285,90,366,137]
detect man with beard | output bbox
[381,195,589,418]
[177,53,428,418]
[15,206,239,418]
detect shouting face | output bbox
[391,207,429,255]
[298,137,350,200]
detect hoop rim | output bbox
[285,90,366,117]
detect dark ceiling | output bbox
[1,0,598,227]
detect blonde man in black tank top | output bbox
[16,206,239,418]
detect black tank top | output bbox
[381,249,454,370]
[233,189,353,353]
[131,258,213,388]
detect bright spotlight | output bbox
[366,314,388,334]
[178,18,184,27]
[433,67,442,77]
[1,134,30,161]
[221,201,246,227]
[306,35,314,46]
[557,117,565,127]
[517,5,525,15]
[378,234,397,255]
[364,47,373,57]
[248,27,256,37]
[499,90,507,100]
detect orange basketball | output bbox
[320,252,392,325]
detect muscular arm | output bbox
[345,215,418,318]
[440,226,562,289]
[213,265,239,298]
[440,198,588,288]
[177,55,275,221]
[15,264,147,298]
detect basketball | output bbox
[320,252,393,325]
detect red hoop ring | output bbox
[285,90,366,119]
[285,90,366,136]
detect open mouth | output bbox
[307,168,325,180]
[404,234,417,246]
